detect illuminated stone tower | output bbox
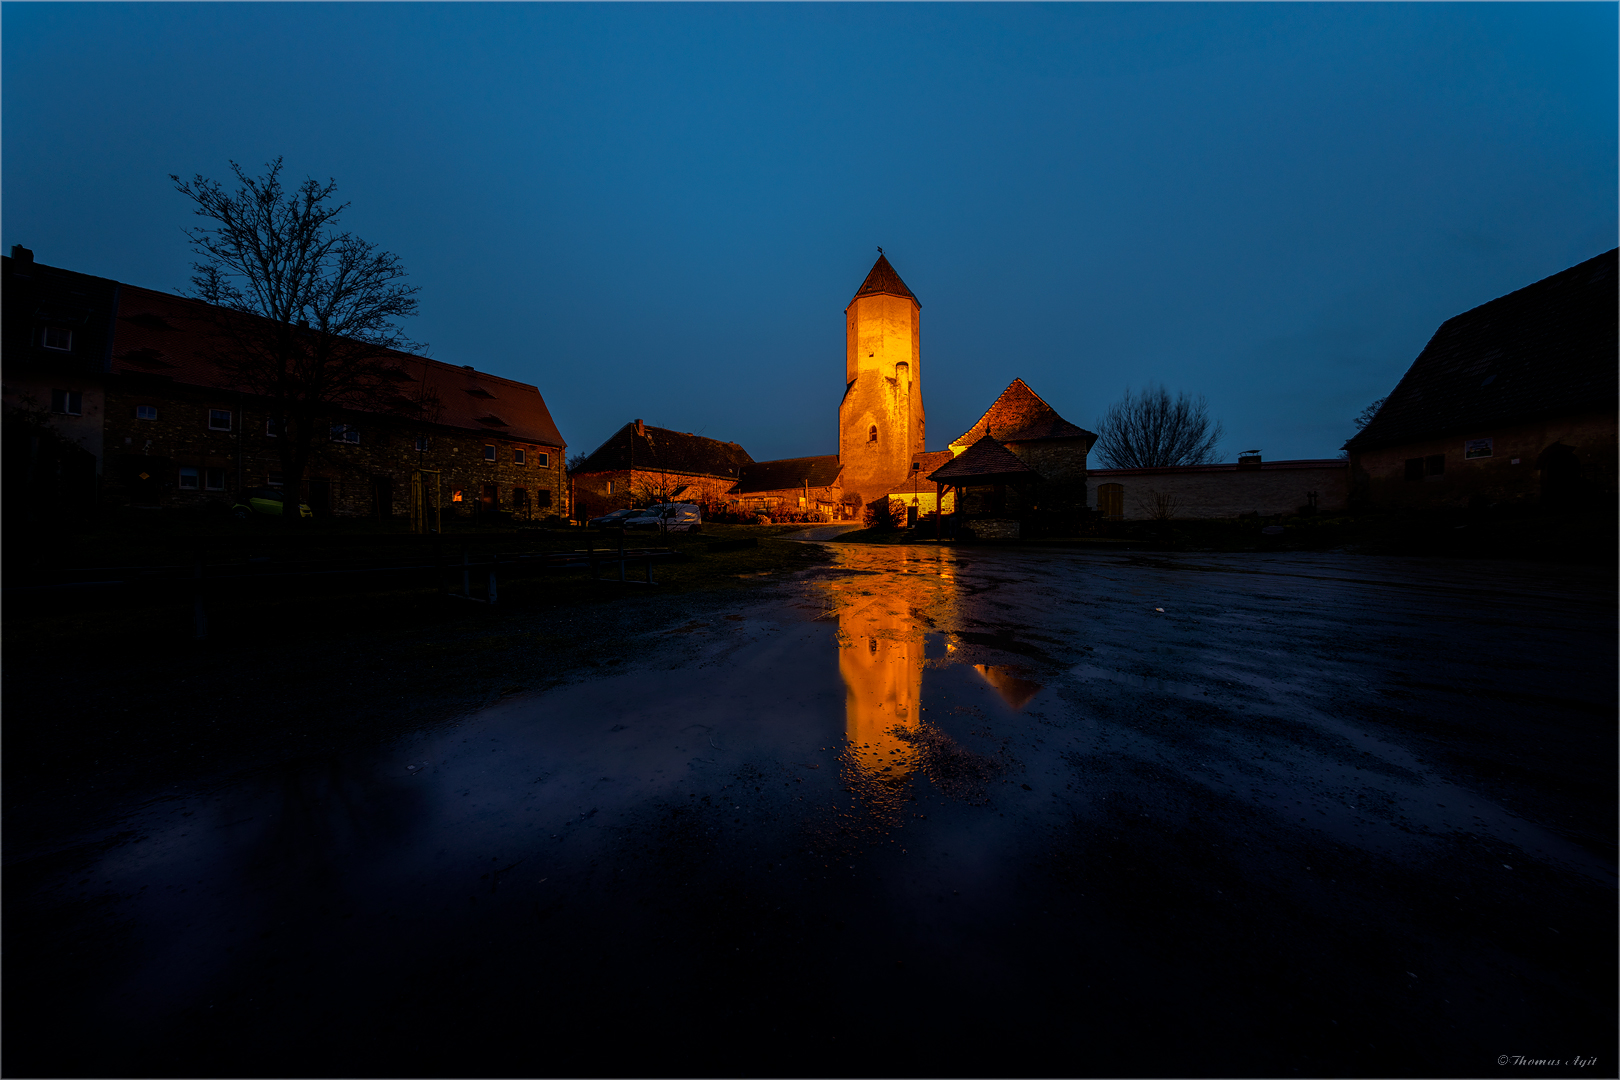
[838,254,925,504]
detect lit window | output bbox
[330,424,360,445]
[178,466,200,491]
[42,327,71,351]
[514,448,526,466]
[484,445,496,461]
[414,436,428,452]
[136,405,158,421]
[451,490,464,502]
[208,409,232,431]
[536,452,549,468]
[204,467,225,491]
[50,389,82,415]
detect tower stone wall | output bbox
[838,257,925,503]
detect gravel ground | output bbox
[5,542,1614,1078]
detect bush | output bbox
[863,497,906,531]
[753,514,772,525]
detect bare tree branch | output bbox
[171,158,425,525]
[1093,384,1224,469]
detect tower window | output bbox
[868,425,878,444]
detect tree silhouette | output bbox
[1093,384,1224,469]
[173,158,429,524]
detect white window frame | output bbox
[484,445,496,461]
[536,451,550,468]
[208,409,232,431]
[178,466,200,491]
[42,327,72,351]
[136,404,157,421]
[50,389,82,416]
[514,448,526,466]
[414,436,428,452]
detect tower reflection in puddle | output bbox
[821,545,1046,808]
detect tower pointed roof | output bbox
[849,254,919,307]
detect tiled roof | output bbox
[950,379,1096,449]
[108,283,566,447]
[928,436,1041,483]
[1346,249,1618,452]
[849,254,918,307]
[737,454,841,493]
[574,422,753,478]
[911,450,955,477]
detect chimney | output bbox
[10,245,33,264]
[634,419,645,437]
[1237,450,1262,470]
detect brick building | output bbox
[734,455,846,518]
[570,420,753,521]
[1343,248,1617,512]
[5,252,567,520]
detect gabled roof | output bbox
[950,379,1096,450]
[1346,249,1618,452]
[737,454,841,494]
[849,254,918,308]
[108,283,566,447]
[574,422,753,478]
[928,436,1041,484]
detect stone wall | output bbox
[1086,461,1349,520]
[838,291,924,502]
[1349,412,1617,510]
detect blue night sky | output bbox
[4,3,1614,463]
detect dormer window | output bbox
[42,327,72,351]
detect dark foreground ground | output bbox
[5,542,1615,1078]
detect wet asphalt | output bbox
[6,542,1615,1078]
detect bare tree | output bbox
[172,158,426,525]
[1353,397,1387,430]
[1093,384,1224,469]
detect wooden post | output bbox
[935,481,943,542]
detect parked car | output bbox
[625,502,703,533]
[588,507,644,528]
[232,487,313,519]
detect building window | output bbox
[204,467,226,491]
[536,451,549,468]
[484,445,496,461]
[1464,438,1492,460]
[209,409,232,431]
[451,490,464,503]
[178,466,200,491]
[608,480,615,495]
[514,448,526,466]
[50,389,82,415]
[1425,454,1445,477]
[536,489,552,508]
[42,327,71,351]
[267,417,284,437]
[1404,458,1424,482]
[1097,483,1124,520]
[330,424,360,445]
[415,436,428,452]
[868,425,878,444]
[136,405,158,421]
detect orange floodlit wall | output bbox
[838,291,925,503]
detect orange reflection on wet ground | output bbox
[820,545,960,794]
